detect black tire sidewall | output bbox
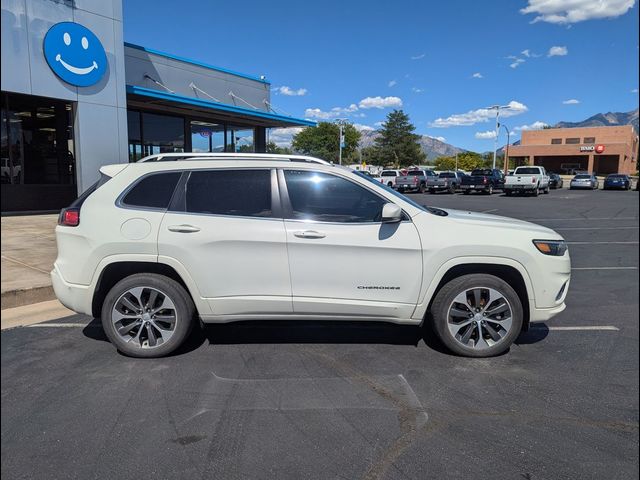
[101,273,195,358]
[430,274,524,357]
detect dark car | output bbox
[459,168,505,195]
[603,174,632,191]
[548,173,564,189]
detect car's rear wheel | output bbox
[532,186,540,197]
[101,273,195,358]
[430,274,523,357]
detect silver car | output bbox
[570,173,599,190]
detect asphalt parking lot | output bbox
[2,189,638,480]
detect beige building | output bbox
[507,125,638,175]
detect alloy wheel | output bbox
[111,286,178,348]
[447,287,513,350]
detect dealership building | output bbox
[1,0,314,213]
[507,125,638,175]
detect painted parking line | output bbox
[556,226,638,231]
[481,208,499,213]
[567,241,639,245]
[25,323,95,328]
[572,267,638,271]
[532,325,620,331]
[526,216,638,222]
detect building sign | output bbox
[595,144,605,154]
[43,22,107,87]
[580,146,595,152]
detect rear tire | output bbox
[430,274,523,357]
[532,186,540,197]
[101,273,195,358]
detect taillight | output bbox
[413,176,418,183]
[59,208,80,227]
[532,177,537,183]
[483,178,488,184]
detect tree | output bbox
[360,145,385,165]
[266,142,292,154]
[291,122,361,163]
[374,110,426,167]
[433,151,485,171]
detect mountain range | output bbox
[358,130,465,161]
[554,108,638,132]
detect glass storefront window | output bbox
[190,121,224,153]
[227,126,254,152]
[127,110,185,161]
[1,92,75,186]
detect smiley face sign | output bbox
[43,22,107,87]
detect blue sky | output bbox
[123,0,639,152]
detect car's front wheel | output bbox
[430,274,523,357]
[101,273,195,358]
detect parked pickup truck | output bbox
[427,171,465,194]
[504,166,550,196]
[396,169,436,193]
[459,168,505,195]
[378,169,403,188]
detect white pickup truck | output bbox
[504,166,550,197]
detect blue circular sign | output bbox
[43,22,107,87]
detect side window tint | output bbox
[185,170,272,217]
[284,170,386,223]
[122,172,181,209]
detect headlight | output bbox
[533,240,568,256]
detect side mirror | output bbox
[381,203,402,223]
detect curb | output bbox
[1,285,56,310]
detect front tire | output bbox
[430,274,523,357]
[101,273,195,358]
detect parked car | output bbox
[459,168,505,195]
[52,152,570,359]
[548,173,564,189]
[378,169,403,188]
[426,171,465,194]
[504,166,550,197]
[603,174,631,190]
[395,169,436,193]
[570,173,599,190]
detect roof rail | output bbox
[138,152,331,165]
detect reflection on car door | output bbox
[158,168,292,316]
[280,169,423,320]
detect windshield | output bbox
[471,169,492,176]
[438,172,455,178]
[381,171,397,177]
[515,168,540,175]
[352,170,428,213]
[407,171,423,176]
[574,174,591,179]
[607,174,625,179]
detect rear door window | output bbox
[121,172,181,209]
[183,169,272,217]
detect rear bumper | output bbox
[504,184,536,190]
[51,265,93,316]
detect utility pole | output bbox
[455,153,458,171]
[335,118,348,165]
[500,123,511,176]
[486,105,511,169]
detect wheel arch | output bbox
[418,260,533,330]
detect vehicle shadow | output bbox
[82,318,549,357]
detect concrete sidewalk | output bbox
[1,215,58,309]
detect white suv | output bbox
[52,153,571,358]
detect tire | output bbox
[484,185,493,195]
[419,183,426,193]
[429,189,435,194]
[463,190,470,195]
[505,190,512,197]
[387,182,393,187]
[430,274,523,357]
[449,185,456,194]
[544,186,550,194]
[532,185,539,197]
[101,273,195,358]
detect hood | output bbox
[442,209,561,238]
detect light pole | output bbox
[499,123,511,176]
[334,118,348,165]
[486,105,511,169]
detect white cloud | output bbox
[304,104,360,119]
[472,72,483,78]
[514,121,549,131]
[430,101,529,128]
[269,127,305,146]
[521,49,531,57]
[475,130,498,139]
[562,98,580,104]
[358,96,403,109]
[547,45,569,57]
[374,121,385,127]
[412,87,424,93]
[353,123,375,132]
[388,80,397,87]
[427,135,447,142]
[277,86,307,96]
[521,0,636,24]
[510,58,526,68]
[410,53,426,60]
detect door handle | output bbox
[293,230,326,239]
[167,224,201,233]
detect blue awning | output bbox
[126,85,316,128]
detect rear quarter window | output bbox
[121,172,182,209]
